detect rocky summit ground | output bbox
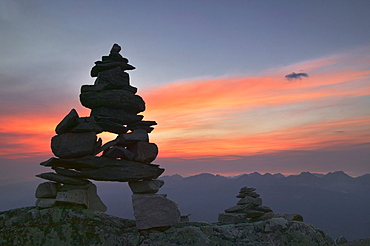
[0,206,335,246]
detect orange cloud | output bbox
[0,50,369,161]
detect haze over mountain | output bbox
[1,171,368,241]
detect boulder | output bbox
[35,182,59,198]
[36,172,89,185]
[55,109,79,134]
[80,89,145,114]
[132,194,181,230]
[128,180,164,194]
[91,107,143,125]
[56,183,107,212]
[127,142,158,163]
[51,132,99,159]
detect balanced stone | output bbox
[91,107,143,125]
[79,164,164,182]
[80,90,145,114]
[52,167,84,178]
[51,132,100,159]
[55,109,79,134]
[94,67,130,86]
[55,183,107,212]
[70,117,103,133]
[91,61,135,77]
[95,119,128,134]
[36,172,89,185]
[128,180,164,194]
[35,182,59,198]
[132,194,181,230]
[127,142,158,164]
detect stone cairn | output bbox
[218,186,274,223]
[35,44,181,230]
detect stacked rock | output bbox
[218,186,274,224]
[35,44,180,229]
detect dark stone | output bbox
[80,89,145,114]
[95,119,128,134]
[81,83,137,94]
[55,109,79,134]
[91,107,143,125]
[116,129,149,145]
[35,182,60,198]
[128,121,157,132]
[128,180,164,194]
[79,164,165,182]
[94,67,129,87]
[103,146,135,160]
[36,172,89,185]
[41,156,162,172]
[51,132,99,159]
[94,138,120,155]
[91,62,135,77]
[127,142,158,164]
[70,117,103,133]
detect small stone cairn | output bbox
[35,44,181,230]
[218,186,274,223]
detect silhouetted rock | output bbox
[91,107,143,124]
[55,108,79,134]
[80,89,145,113]
[127,142,158,164]
[70,117,103,133]
[51,132,100,158]
[79,164,164,182]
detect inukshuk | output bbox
[35,44,181,230]
[218,186,274,223]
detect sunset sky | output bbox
[0,0,369,182]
